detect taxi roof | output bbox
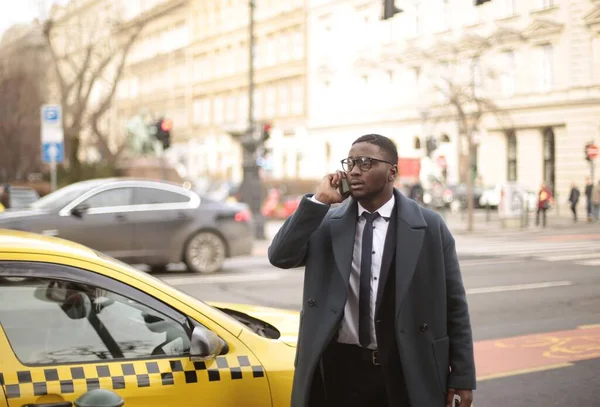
[0,229,100,259]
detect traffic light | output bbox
[475,0,492,5]
[153,118,172,149]
[261,122,272,142]
[382,0,402,20]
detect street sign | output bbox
[43,142,64,163]
[586,144,599,160]
[41,104,64,192]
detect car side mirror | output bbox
[71,203,90,218]
[189,325,228,361]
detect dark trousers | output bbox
[536,208,547,227]
[587,200,593,219]
[570,203,577,221]
[323,342,409,407]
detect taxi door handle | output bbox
[23,402,72,407]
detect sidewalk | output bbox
[252,209,599,256]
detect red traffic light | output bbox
[263,123,272,133]
[586,144,599,160]
[160,118,173,132]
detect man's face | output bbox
[344,142,396,200]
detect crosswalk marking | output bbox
[454,236,600,267]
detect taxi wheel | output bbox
[184,231,226,274]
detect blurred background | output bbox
[1,0,599,234]
[1,1,600,404]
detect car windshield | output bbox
[29,182,98,211]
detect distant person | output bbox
[536,182,552,228]
[592,181,600,221]
[585,177,594,222]
[567,183,580,222]
[408,182,424,205]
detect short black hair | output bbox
[352,134,398,164]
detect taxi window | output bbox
[0,279,191,365]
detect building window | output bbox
[292,81,303,115]
[503,0,516,16]
[543,128,555,192]
[506,131,517,181]
[214,95,224,124]
[501,50,516,96]
[278,83,290,117]
[540,0,553,9]
[265,86,276,118]
[292,30,303,60]
[414,137,421,149]
[539,44,553,91]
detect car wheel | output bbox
[184,231,226,274]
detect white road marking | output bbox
[466,281,573,295]
[460,259,522,267]
[543,253,600,262]
[578,259,600,267]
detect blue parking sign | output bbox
[42,142,64,163]
[42,105,60,124]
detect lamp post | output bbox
[236,0,266,240]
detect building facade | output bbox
[112,0,308,183]
[307,0,600,206]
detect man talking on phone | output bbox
[268,134,476,407]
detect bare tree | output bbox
[0,31,46,182]
[41,5,147,175]
[418,36,512,231]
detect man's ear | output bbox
[388,164,398,182]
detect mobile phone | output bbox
[340,178,351,198]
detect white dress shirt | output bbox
[310,194,395,349]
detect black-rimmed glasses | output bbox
[340,156,395,172]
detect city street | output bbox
[152,223,600,407]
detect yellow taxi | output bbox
[0,230,298,407]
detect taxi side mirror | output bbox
[189,325,228,361]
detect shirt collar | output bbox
[357,194,395,221]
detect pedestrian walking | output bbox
[585,177,593,222]
[536,182,553,228]
[568,182,580,222]
[269,134,476,407]
[592,181,600,221]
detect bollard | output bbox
[74,389,125,407]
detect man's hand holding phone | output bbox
[314,171,350,205]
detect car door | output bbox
[57,187,135,259]
[128,186,197,261]
[0,262,272,407]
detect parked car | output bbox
[0,229,297,406]
[445,184,485,213]
[0,178,253,273]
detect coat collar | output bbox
[330,189,428,303]
[331,188,428,229]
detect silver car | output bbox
[0,178,254,273]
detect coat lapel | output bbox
[330,199,358,286]
[375,206,397,314]
[393,191,427,320]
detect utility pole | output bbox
[237,0,266,240]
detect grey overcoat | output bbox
[268,189,476,406]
